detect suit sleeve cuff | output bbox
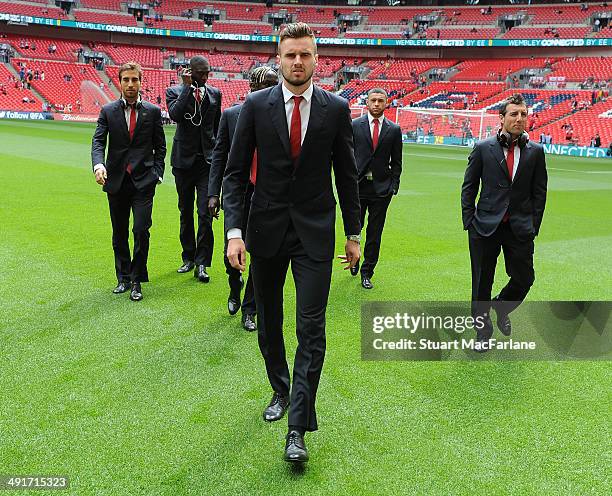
[93,164,106,173]
[227,228,242,240]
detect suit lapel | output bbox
[513,142,531,183]
[201,86,211,119]
[131,103,147,139]
[268,85,291,159]
[377,117,391,146]
[115,101,129,139]
[299,86,327,165]
[361,116,372,152]
[490,141,509,177]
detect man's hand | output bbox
[94,167,107,186]
[181,68,192,86]
[337,240,360,270]
[208,196,220,219]
[227,238,246,272]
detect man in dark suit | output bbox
[351,88,402,289]
[208,66,279,332]
[223,23,361,463]
[461,93,547,350]
[92,62,166,301]
[166,56,221,282]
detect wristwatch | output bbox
[346,234,361,243]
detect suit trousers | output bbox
[173,156,213,266]
[107,173,155,283]
[251,222,332,432]
[468,221,535,331]
[359,182,392,278]
[223,182,256,315]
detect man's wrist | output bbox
[346,234,361,243]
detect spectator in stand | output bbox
[594,133,601,148]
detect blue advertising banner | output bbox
[0,109,54,120]
[404,135,611,159]
[1,12,611,47]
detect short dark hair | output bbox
[278,22,317,53]
[367,87,388,99]
[118,62,142,80]
[499,93,526,115]
[190,55,210,71]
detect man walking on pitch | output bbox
[351,88,402,289]
[166,56,221,282]
[461,93,547,349]
[223,23,361,463]
[208,66,279,332]
[91,62,166,301]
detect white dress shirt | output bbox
[282,81,313,146]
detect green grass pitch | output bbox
[0,119,610,495]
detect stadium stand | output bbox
[79,0,122,11]
[0,1,65,17]
[450,58,550,81]
[182,50,270,74]
[73,11,138,27]
[548,57,612,82]
[367,58,458,81]
[502,27,592,39]
[2,35,82,62]
[12,58,115,113]
[1,0,610,146]
[0,63,41,109]
[95,42,174,69]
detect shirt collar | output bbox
[368,112,383,126]
[121,94,141,108]
[282,81,314,104]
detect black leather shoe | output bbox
[177,261,195,273]
[474,316,493,353]
[228,293,240,315]
[492,296,512,336]
[361,277,374,290]
[350,260,359,277]
[194,265,210,283]
[263,392,289,422]
[284,430,309,463]
[130,282,143,301]
[242,314,257,332]
[113,282,130,294]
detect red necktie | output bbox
[250,149,257,185]
[126,104,137,174]
[195,88,201,104]
[129,104,136,140]
[372,118,380,150]
[290,96,303,165]
[502,142,515,222]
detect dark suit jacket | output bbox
[91,99,166,195]
[352,115,402,196]
[222,84,361,262]
[166,83,221,169]
[461,136,547,240]
[209,103,242,198]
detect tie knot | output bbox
[292,95,303,105]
